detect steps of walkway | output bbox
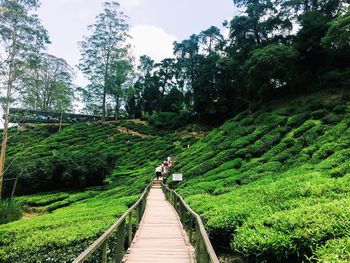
[124,181,195,263]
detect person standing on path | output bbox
[155,165,162,180]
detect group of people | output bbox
[155,157,173,181]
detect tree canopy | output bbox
[78,1,132,120]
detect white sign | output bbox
[172,174,183,181]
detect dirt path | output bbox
[116,126,152,138]
[22,211,43,220]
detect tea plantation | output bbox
[174,90,350,262]
[1,90,350,262]
[0,122,196,262]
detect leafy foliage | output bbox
[78,1,132,120]
[148,112,194,130]
[2,121,192,195]
[20,53,76,112]
[0,121,194,262]
[174,90,350,262]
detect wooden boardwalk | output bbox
[124,181,195,263]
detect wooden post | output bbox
[136,204,141,227]
[189,217,194,243]
[198,238,206,263]
[114,219,126,263]
[195,223,201,260]
[171,192,175,207]
[141,197,145,214]
[175,195,179,212]
[128,211,133,246]
[101,239,108,263]
[179,203,185,224]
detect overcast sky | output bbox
[37,0,235,87]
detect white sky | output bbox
[37,0,236,87]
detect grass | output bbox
[173,90,350,262]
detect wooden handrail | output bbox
[162,183,219,263]
[73,182,152,263]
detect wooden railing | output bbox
[73,183,152,263]
[162,183,219,263]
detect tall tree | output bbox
[138,55,154,79]
[321,9,350,54]
[20,53,75,112]
[107,55,133,120]
[174,34,200,109]
[125,82,142,118]
[0,0,49,198]
[199,26,224,55]
[78,1,130,120]
[163,87,185,113]
[227,0,292,60]
[174,34,200,90]
[243,44,299,103]
[142,75,162,115]
[153,58,176,99]
[280,0,347,20]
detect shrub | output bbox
[312,143,336,162]
[322,113,342,125]
[148,111,194,130]
[174,90,350,262]
[333,105,347,114]
[0,200,22,224]
[286,113,309,128]
[311,109,328,119]
[328,162,350,178]
[305,97,324,111]
[46,200,71,212]
[315,237,350,263]
[233,198,350,261]
[293,120,318,138]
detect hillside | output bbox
[0,122,196,262]
[0,90,350,262]
[173,90,350,262]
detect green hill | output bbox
[0,90,349,262]
[173,90,350,262]
[0,122,196,262]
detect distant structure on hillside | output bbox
[8,108,113,124]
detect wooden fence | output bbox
[162,183,219,263]
[72,183,152,263]
[73,181,219,263]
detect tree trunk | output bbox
[254,25,261,45]
[115,96,120,121]
[0,84,12,199]
[102,78,107,122]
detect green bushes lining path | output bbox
[1,90,349,262]
[2,122,195,195]
[174,90,350,262]
[0,121,194,262]
[0,184,142,262]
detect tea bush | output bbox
[173,90,350,262]
[314,237,350,263]
[0,121,194,262]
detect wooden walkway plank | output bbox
[124,182,195,263]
